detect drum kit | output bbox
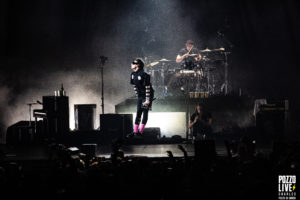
[144,47,230,99]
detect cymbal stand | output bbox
[161,62,166,98]
[221,51,230,95]
[99,56,108,114]
[207,67,215,95]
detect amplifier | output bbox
[100,114,133,138]
[256,99,289,137]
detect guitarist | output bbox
[189,104,212,140]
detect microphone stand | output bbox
[99,56,108,114]
[27,102,38,126]
[221,51,230,95]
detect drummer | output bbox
[176,40,202,70]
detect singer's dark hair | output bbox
[194,103,203,115]
[132,58,145,69]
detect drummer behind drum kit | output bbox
[144,47,230,99]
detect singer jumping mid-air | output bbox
[127,58,154,138]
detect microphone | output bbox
[100,56,108,65]
[100,56,108,61]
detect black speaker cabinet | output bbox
[100,114,133,138]
[143,127,161,139]
[256,110,285,137]
[256,105,288,138]
[81,143,97,156]
[6,121,34,145]
[42,96,69,137]
[75,104,96,131]
[256,99,289,138]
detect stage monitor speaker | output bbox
[194,140,216,160]
[143,128,161,139]
[81,143,97,156]
[75,104,96,131]
[100,114,133,138]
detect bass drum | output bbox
[164,69,186,97]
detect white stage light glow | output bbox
[132,112,186,138]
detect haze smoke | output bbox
[0,0,257,143]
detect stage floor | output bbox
[0,142,273,160]
[100,144,197,158]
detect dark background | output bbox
[0,0,299,140]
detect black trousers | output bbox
[135,97,152,125]
[192,126,213,137]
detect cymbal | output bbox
[202,56,224,62]
[187,54,198,57]
[158,58,172,62]
[214,47,225,51]
[200,48,212,52]
[146,61,159,67]
[200,47,226,53]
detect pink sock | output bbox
[133,124,139,133]
[140,124,146,134]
